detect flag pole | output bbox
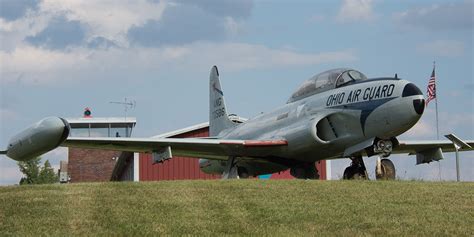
[434,61,439,140]
[433,61,441,181]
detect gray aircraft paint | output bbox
[209,66,237,137]
[200,69,424,175]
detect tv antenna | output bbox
[109,97,136,121]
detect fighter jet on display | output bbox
[2,66,473,180]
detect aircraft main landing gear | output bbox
[290,162,320,179]
[221,157,250,179]
[343,156,368,180]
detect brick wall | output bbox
[68,148,121,183]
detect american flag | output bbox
[426,67,436,106]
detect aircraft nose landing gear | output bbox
[343,156,368,180]
[375,157,396,180]
[374,140,393,157]
[374,139,396,180]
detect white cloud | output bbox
[39,0,167,46]
[0,43,357,84]
[224,17,245,37]
[401,119,435,139]
[417,40,465,57]
[0,9,53,51]
[0,0,168,51]
[393,1,473,31]
[337,0,375,23]
[400,108,474,141]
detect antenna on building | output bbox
[109,97,136,121]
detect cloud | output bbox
[0,0,168,51]
[402,119,435,139]
[336,0,375,23]
[0,0,40,21]
[0,43,357,85]
[176,0,253,19]
[394,1,473,31]
[2,0,253,51]
[400,108,474,140]
[128,3,226,47]
[127,1,252,47]
[25,16,86,50]
[0,45,91,84]
[40,0,167,46]
[417,40,465,58]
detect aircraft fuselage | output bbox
[200,77,424,175]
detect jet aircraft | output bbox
[2,66,473,180]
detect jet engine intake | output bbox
[316,113,356,142]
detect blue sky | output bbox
[1,0,473,184]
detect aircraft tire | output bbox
[343,166,357,179]
[343,166,368,180]
[375,159,396,180]
[237,167,249,179]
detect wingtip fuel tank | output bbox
[3,117,70,161]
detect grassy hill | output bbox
[0,180,473,236]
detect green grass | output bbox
[0,180,473,236]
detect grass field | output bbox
[0,180,473,236]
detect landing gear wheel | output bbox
[375,159,396,180]
[343,166,358,179]
[237,167,249,179]
[290,162,319,179]
[343,156,368,180]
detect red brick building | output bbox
[65,117,136,183]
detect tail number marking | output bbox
[213,108,226,119]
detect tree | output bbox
[18,157,41,185]
[38,160,58,184]
[18,157,58,185]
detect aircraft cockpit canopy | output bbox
[287,68,368,103]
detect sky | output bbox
[0,0,473,185]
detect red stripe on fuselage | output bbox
[220,140,288,147]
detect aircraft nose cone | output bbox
[413,99,425,115]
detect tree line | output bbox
[18,157,58,185]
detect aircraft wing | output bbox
[62,137,288,161]
[393,140,474,154]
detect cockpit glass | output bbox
[336,71,353,87]
[288,68,367,103]
[348,70,366,81]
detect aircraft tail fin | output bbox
[209,66,236,137]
